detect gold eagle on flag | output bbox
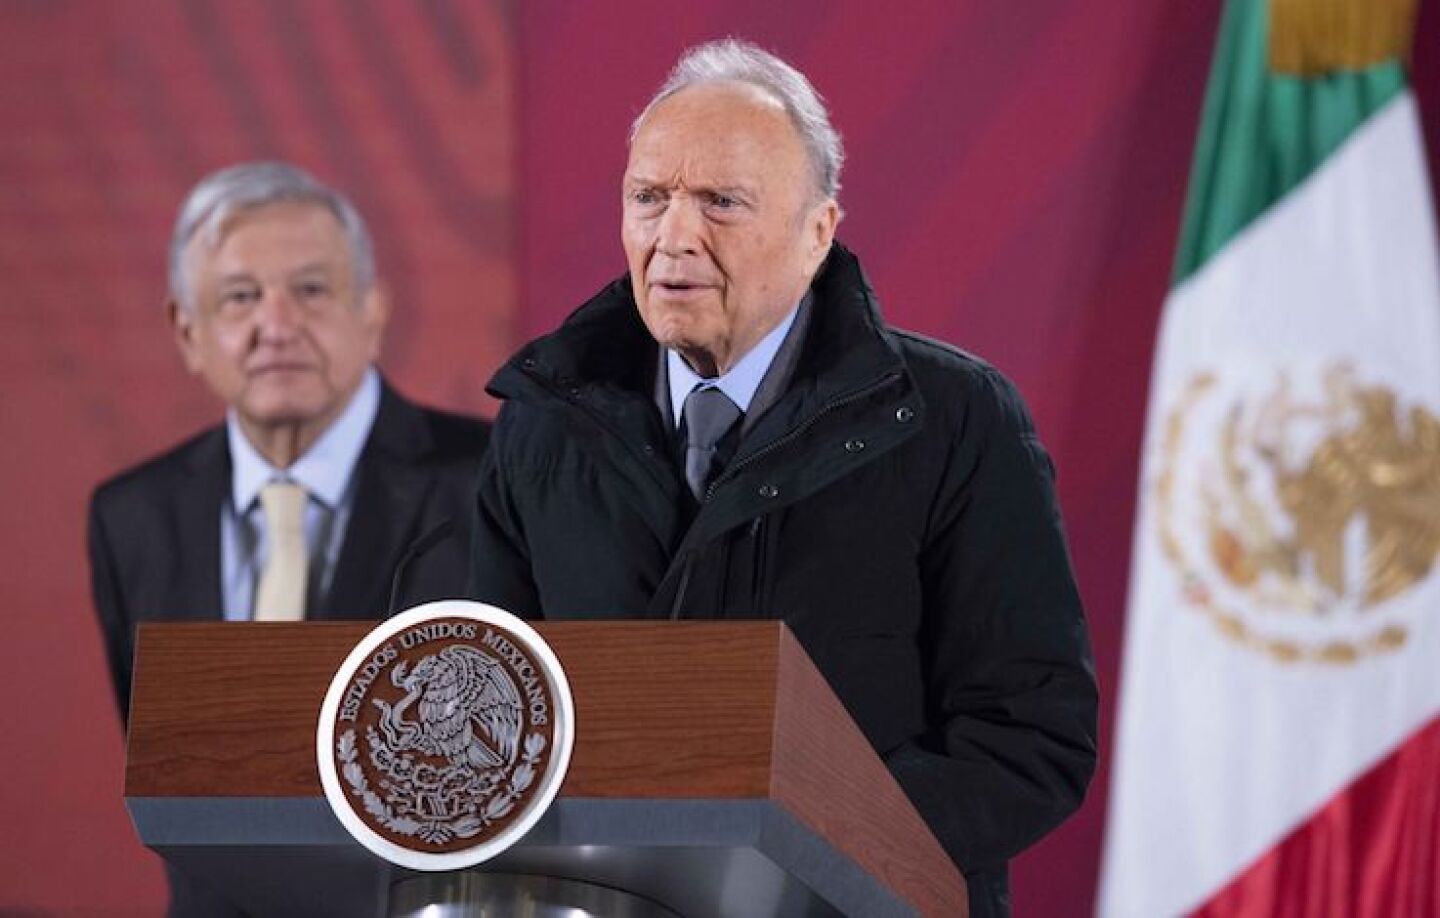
[1205,365,1440,612]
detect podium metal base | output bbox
[389,872,681,918]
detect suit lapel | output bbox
[176,427,228,620]
[322,383,436,618]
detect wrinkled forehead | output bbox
[626,83,809,185]
[635,80,789,133]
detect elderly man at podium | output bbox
[468,40,1097,918]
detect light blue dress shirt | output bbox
[220,367,381,620]
[667,304,801,427]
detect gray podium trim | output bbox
[130,796,917,917]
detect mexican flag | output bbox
[1099,1,1440,915]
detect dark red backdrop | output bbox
[2,2,1437,914]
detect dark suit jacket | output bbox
[89,381,491,722]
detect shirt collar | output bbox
[668,303,800,427]
[228,366,381,512]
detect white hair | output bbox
[631,38,844,201]
[168,161,375,310]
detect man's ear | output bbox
[168,298,204,374]
[805,198,841,271]
[361,282,392,361]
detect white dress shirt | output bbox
[220,367,381,620]
[666,304,801,427]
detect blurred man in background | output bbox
[89,161,489,916]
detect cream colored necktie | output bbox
[253,481,309,621]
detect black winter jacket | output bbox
[469,244,1098,917]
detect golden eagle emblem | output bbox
[1157,365,1439,663]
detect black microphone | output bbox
[387,518,456,617]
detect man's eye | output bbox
[703,192,744,213]
[219,288,260,308]
[294,281,331,300]
[630,189,663,207]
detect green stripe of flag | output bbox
[1172,0,1407,284]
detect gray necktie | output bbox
[682,386,742,499]
[254,481,309,621]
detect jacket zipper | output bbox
[668,557,694,620]
[750,515,769,614]
[710,371,904,617]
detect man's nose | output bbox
[655,198,703,256]
[254,288,303,338]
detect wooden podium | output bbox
[126,620,967,917]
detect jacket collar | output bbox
[489,242,906,411]
[765,241,907,419]
[364,377,436,461]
